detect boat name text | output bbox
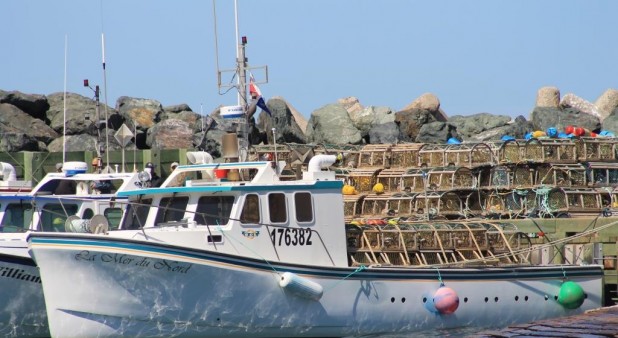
[75,251,192,274]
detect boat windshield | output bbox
[120,199,152,230]
[39,203,79,232]
[1,202,34,233]
[195,196,235,226]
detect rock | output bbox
[146,119,194,149]
[394,108,439,142]
[416,122,458,144]
[449,113,512,140]
[257,98,307,144]
[116,96,163,131]
[0,132,39,152]
[536,87,560,108]
[530,107,601,132]
[47,134,98,152]
[595,89,618,121]
[368,122,400,144]
[338,97,364,116]
[47,92,106,135]
[0,90,50,121]
[276,97,308,133]
[348,105,395,141]
[306,104,362,144]
[0,103,59,145]
[473,116,533,141]
[560,93,600,118]
[402,93,447,121]
[601,107,618,135]
[163,103,192,114]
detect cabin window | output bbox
[40,203,79,232]
[121,199,151,230]
[294,192,314,223]
[240,194,260,224]
[195,196,235,225]
[2,203,34,233]
[268,193,287,223]
[155,196,189,225]
[609,169,618,184]
[104,207,124,230]
[82,208,94,220]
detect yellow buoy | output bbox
[372,182,385,194]
[342,184,357,195]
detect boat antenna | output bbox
[63,34,68,164]
[101,33,111,170]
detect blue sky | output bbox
[2,1,616,119]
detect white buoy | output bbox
[279,272,323,301]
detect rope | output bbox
[324,265,367,292]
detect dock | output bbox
[471,305,618,337]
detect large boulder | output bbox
[0,133,39,152]
[368,122,400,144]
[306,104,362,144]
[472,116,534,141]
[394,108,439,142]
[0,103,58,145]
[531,107,601,132]
[146,119,194,149]
[596,89,618,121]
[0,90,50,121]
[416,122,458,144]
[160,103,202,126]
[116,96,163,131]
[560,93,600,118]
[401,93,447,121]
[348,105,395,141]
[535,86,560,108]
[449,113,512,141]
[47,92,105,135]
[47,134,98,152]
[601,107,618,135]
[257,98,306,144]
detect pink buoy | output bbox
[433,286,459,314]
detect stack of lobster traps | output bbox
[345,219,530,267]
[260,137,618,221]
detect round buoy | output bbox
[372,182,385,194]
[433,286,459,314]
[565,125,574,134]
[557,281,585,309]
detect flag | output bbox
[249,75,272,116]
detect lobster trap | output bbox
[390,143,423,168]
[576,137,617,162]
[523,138,578,163]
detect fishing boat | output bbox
[0,161,143,337]
[28,155,603,337]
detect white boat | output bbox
[0,161,143,337]
[28,155,603,337]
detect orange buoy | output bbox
[565,125,574,134]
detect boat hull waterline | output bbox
[29,234,603,338]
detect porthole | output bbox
[390,297,395,303]
[464,297,468,303]
[484,297,489,303]
[494,297,499,302]
[401,297,406,303]
[544,295,549,301]
[524,296,529,301]
[422,297,427,303]
[515,296,519,301]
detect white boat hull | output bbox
[0,251,47,337]
[30,233,604,338]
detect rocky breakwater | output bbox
[1,87,618,155]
